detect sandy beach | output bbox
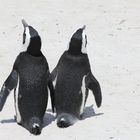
[0,0,140,139]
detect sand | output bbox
[0,0,140,139]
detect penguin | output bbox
[0,19,54,135]
[51,25,102,128]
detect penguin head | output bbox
[68,25,87,55]
[22,19,42,56]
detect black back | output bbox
[55,51,90,118]
[14,52,49,123]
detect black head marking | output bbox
[22,19,42,57]
[28,26,39,38]
[68,26,87,55]
[23,29,26,44]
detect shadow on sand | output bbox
[0,106,102,126]
[82,105,104,120]
[0,110,56,128]
[43,111,56,128]
[0,118,16,124]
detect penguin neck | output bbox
[68,39,82,55]
[68,46,82,55]
[27,36,42,57]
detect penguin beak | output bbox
[22,19,29,28]
[81,25,86,30]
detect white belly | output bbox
[80,75,86,115]
[14,76,21,123]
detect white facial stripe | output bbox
[80,75,86,115]
[15,76,21,123]
[22,27,30,51]
[81,30,87,54]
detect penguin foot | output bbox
[30,124,41,135]
[14,115,16,121]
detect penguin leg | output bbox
[23,117,42,135]
[0,70,18,111]
[85,72,102,107]
[14,115,22,125]
[14,113,22,125]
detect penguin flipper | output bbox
[49,66,58,112]
[0,70,18,111]
[85,72,102,107]
[48,79,55,113]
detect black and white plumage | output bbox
[0,20,54,135]
[51,26,102,128]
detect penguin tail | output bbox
[57,113,78,128]
[31,123,41,135]
[28,117,42,135]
